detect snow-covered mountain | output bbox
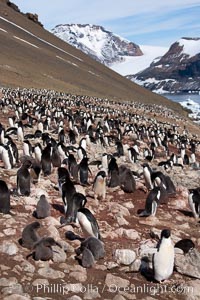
[51,24,143,65]
[129,37,200,94]
[110,45,168,75]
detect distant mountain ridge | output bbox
[128,37,200,94]
[51,23,143,65]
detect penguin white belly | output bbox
[93,177,106,199]
[34,148,42,162]
[77,212,95,238]
[154,242,174,282]
[128,151,134,163]
[17,128,24,142]
[77,149,83,161]
[2,149,11,169]
[101,156,108,172]
[188,193,199,218]
[23,143,30,156]
[143,169,153,189]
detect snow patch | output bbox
[110,45,167,75]
[178,38,200,58]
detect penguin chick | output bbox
[33,237,62,261]
[93,170,107,200]
[17,160,32,196]
[119,165,136,193]
[21,221,41,249]
[80,247,95,268]
[34,194,51,219]
[76,236,105,260]
[153,229,174,282]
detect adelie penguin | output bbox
[61,193,101,240]
[108,156,120,188]
[93,170,107,200]
[153,229,174,283]
[0,143,14,170]
[41,143,52,176]
[77,207,101,239]
[139,186,168,217]
[57,167,76,214]
[78,157,91,185]
[0,180,10,214]
[61,192,87,225]
[188,187,200,219]
[68,153,79,181]
[17,160,32,196]
[174,239,195,254]
[151,171,176,195]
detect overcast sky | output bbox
[14,0,200,47]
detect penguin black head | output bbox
[161,229,171,239]
[96,170,106,178]
[22,159,32,169]
[40,237,62,248]
[32,221,41,229]
[64,192,87,224]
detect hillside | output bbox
[0,0,187,115]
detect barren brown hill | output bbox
[0,0,188,115]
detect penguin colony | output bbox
[0,87,199,285]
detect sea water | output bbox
[163,93,200,124]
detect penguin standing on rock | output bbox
[77,207,101,240]
[108,157,120,187]
[153,229,174,282]
[0,180,10,214]
[17,160,32,196]
[139,186,168,217]
[188,187,200,219]
[41,143,52,176]
[79,157,90,185]
[0,145,13,169]
[57,167,76,214]
[93,170,107,200]
[68,153,79,181]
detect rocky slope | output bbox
[51,24,143,65]
[128,38,200,94]
[0,87,200,300]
